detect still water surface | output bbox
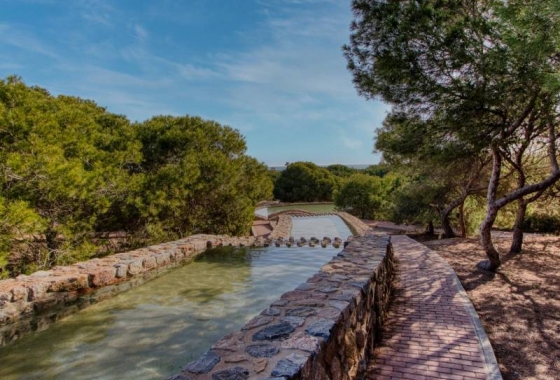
[255,203,336,218]
[0,216,351,380]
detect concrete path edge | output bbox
[437,253,503,380]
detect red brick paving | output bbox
[366,235,501,380]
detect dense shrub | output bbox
[0,76,272,277]
[523,213,560,234]
[273,162,336,202]
[334,174,384,219]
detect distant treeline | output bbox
[272,161,560,239]
[0,76,272,277]
[271,161,397,219]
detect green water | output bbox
[255,203,336,218]
[0,216,351,380]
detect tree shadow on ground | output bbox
[422,235,560,380]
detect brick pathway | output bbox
[365,235,502,380]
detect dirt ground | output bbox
[419,234,560,380]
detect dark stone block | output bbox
[211,366,250,380]
[253,322,295,341]
[305,319,335,339]
[183,351,220,374]
[271,359,301,378]
[246,343,280,358]
[317,286,338,294]
[165,375,194,380]
[348,281,368,291]
[281,316,305,327]
[284,307,316,317]
[260,307,281,316]
[271,299,288,307]
[330,293,354,302]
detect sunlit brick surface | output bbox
[366,235,500,380]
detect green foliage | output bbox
[462,196,487,236]
[273,162,336,202]
[387,175,443,225]
[0,197,45,278]
[326,164,359,178]
[334,174,385,219]
[346,1,560,254]
[0,77,272,277]
[523,213,560,234]
[362,164,391,178]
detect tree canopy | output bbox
[273,162,337,202]
[345,0,560,270]
[0,76,272,277]
[334,173,386,219]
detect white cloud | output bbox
[133,24,148,41]
[0,0,386,165]
[0,62,22,71]
[0,24,60,59]
[77,0,115,26]
[341,135,364,150]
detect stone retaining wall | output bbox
[0,234,264,347]
[337,212,371,237]
[0,212,372,349]
[167,234,394,380]
[268,214,293,239]
[268,212,370,241]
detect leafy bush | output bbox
[523,213,560,234]
[0,76,273,277]
[273,162,336,202]
[334,174,384,219]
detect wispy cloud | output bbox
[133,24,148,42]
[0,23,60,59]
[0,62,22,71]
[0,0,386,165]
[77,0,115,26]
[341,135,364,150]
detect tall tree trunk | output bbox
[479,204,502,270]
[440,209,456,238]
[439,192,471,238]
[510,199,527,254]
[479,118,560,271]
[426,220,434,235]
[478,148,502,271]
[459,201,466,238]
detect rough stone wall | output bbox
[337,212,371,237]
[267,214,293,239]
[167,235,394,380]
[0,211,371,348]
[0,234,264,347]
[267,212,371,241]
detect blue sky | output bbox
[0,0,388,166]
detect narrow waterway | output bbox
[255,203,335,218]
[0,216,351,380]
[291,215,352,240]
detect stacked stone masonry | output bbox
[0,212,370,348]
[267,211,366,240]
[167,234,394,380]
[0,234,263,347]
[268,214,293,240]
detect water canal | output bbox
[0,215,352,380]
[254,203,336,218]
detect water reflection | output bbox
[255,203,336,218]
[0,217,351,380]
[291,215,353,240]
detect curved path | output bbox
[366,235,502,380]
